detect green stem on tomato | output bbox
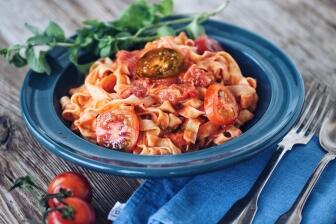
[43,205,75,224]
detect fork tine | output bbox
[293,82,320,130]
[305,80,317,100]
[306,93,330,139]
[299,84,328,134]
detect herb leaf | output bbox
[26,47,51,74]
[0,1,229,75]
[27,35,53,45]
[44,21,65,41]
[154,0,173,16]
[113,0,155,32]
[157,25,176,36]
[10,53,27,67]
[186,16,206,39]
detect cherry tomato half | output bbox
[47,172,92,208]
[204,84,239,125]
[135,48,184,79]
[96,108,140,151]
[47,197,95,224]
[194,35,223,54]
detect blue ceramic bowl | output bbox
[20,18,304,177]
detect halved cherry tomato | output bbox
[194,35,223,54]
[96,108,140,151]
[47,172,92,208]
[204,84,239,125]
[135,48,184,79]
[47,197,95,224]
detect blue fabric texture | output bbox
[115,137,336,224]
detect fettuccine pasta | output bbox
[60,33,258,155]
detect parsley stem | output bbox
[54,42,75,47]
[133,0,229,38]
[134,17,194,37]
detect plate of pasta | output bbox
[20,18,304,177]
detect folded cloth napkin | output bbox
[114,137,336,224]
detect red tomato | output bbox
[154,84,199,104]
[180,66,215,87]
[101,75,116,93]
[204,84,239,125]
[116,50,140,77]
[47,197,95,224]
[96,108,140,151]
[120,79,149,98]
[47,172,92,208]
[194,35,223,54]
[165,132,188,149]
[147,76,179,86]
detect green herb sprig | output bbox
[0,0,229,74]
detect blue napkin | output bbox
[114,137,336,224]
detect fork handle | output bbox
[276,153,336,224]
[219,145,288,224]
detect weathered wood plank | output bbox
[0,0,335,223]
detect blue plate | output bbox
[20,18,304,177]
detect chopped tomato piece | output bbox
[180,65,215,87]
[165,132,188,149]
[153,84,199,104]
[96,108,139,151]
[195,35,223,54]
[116,50,140,77]
[204,84,239,125]
[120,80,150,98]
[147,76,179,86]
[100,75,116,93]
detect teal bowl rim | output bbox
[20,18,304,177]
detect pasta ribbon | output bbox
[60,32,258,155]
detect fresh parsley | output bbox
[0,0,229,75]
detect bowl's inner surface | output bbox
[53,40,272,150]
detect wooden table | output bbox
[0,0,335,223]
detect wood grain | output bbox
[0,0,335,223]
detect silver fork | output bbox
[219,81,330,224]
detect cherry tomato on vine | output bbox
[47,172,92,207]
[47,197,95,224]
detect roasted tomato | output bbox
[204,84,239,125]
[96,108,140,151]
[47,172,92,208]
[47,197,95,224]
[135,48,184,79]
[195,35,223,54]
